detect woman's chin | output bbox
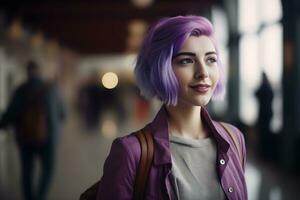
[177,96,212,107]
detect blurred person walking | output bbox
[0,60,66,200]
[78,74,103,130]
[255,72,274,159]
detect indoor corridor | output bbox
[1,0,300,199]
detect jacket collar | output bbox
[149,105,230,166]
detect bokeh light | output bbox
[101,72,118,89]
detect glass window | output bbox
[211,6,229,115]
[260,0,283,23]
[260,23,283,85]
[260,23,283,133]
[239,34,260,124]
[238,0,283,132]
[238,0,260,33]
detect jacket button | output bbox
[220,159,225,165]
[228,187,234,193]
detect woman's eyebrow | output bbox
[172,52,196,59]
[205,51,217,56]
[173,51,216,59]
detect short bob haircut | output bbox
[134,15,225,106]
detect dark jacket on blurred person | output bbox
[0,65,66,146]
[0,78,65,144]
[255,72,274,158]
[255,72,274,126]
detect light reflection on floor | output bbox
[245,162,283,200]
[246,163,262,200]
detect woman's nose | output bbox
[194,62,208,79]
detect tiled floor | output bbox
[0,110,299,200]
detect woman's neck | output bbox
[165,102,208,139]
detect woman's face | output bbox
[172,35,219,107]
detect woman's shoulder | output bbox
[113,132,140,151]
[108,129,143,164]
[98,129,145,198]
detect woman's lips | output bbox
[190,84,211,93]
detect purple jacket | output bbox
[97,106,247,200]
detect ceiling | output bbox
[1,0,217,54]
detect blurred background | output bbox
[0,0,299,199]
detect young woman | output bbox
[96,16,247,200]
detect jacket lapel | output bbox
[149,106,172,166]
[149,105,230,164]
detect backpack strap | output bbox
[134,127,154,200]
[79,128,154,200]
[219,122,243,168]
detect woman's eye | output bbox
[178,58,194,65]
[207,57,217,63]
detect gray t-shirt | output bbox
[169,135,226,200]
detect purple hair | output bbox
[134,15,225,105]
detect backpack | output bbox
[18,85,49,146]
[80,127,154,200]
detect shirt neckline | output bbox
[169,134,214,148]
